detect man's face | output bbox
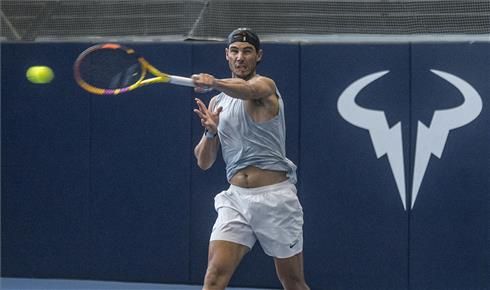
[225,42,262,80]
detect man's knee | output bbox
[203,265,231,290]
[203,240,249,290]
[277,272,310,290]
[275,252,309,290]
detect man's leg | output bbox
[203,240,249,290]
[274,252,310,290]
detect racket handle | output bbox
[169,75,195,87]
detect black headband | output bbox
[227,28,260,51]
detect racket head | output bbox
[74,43,153,95]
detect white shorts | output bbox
[210,180,304,258]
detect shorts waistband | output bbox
[228,179,294,195]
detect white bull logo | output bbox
[337,70,482,210]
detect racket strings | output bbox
[108,63,140,89]
[78,48,144,90]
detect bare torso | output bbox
[229,166,288,188]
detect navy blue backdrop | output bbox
[2,41,489,290]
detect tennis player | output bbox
[192,28,310,290]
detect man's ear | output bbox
[257,49,263,62]
[225,48,229,61]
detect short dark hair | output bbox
[227,28,260,51]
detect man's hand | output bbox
[192,73,216,93]
[193,98,222,134]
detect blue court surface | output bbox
[0,278,279,290]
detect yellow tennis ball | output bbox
[26,66,54,84]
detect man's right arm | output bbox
[194,131,219,170]
[193,97,221,170]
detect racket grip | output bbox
[169,75,195,87]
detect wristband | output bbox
[204,129,218,139]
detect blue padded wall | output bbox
[409,43,490,290]
[84,43,193,283]
[2,41,489,290]
[300,44,411,290]
[2,43,193,283]
[2,43,92,277]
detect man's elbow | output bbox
[196,159,212,170]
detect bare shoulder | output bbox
[248,75,278,104]
[245,75,280,119]
[250,75,276,93]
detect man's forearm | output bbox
[194,136,219,170]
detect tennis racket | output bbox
[73,43,195,95]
